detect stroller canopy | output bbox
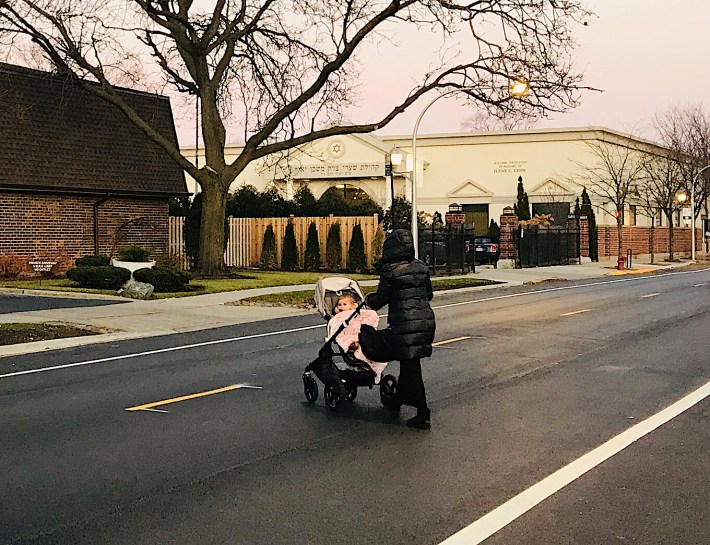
[314,276,366,319]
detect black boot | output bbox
[406,407,431,430]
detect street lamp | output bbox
[386,147,404,228]
[411,80,531,258]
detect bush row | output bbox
[259,221,382,273]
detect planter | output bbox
[111,259,156,284]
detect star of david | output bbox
[331,143,342,154]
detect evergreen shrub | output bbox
[134,267,190,292]
[304,222,321,271]
[117,245,151,262]
[260,225,278,270]
[325,222,342,271]
[281,221,299,270]
[66,266,131,290]
[347,224,366,273]
[75,255,111,267]
[372,224,385,266]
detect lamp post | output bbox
[386,147,404,228]
[411,80,530,258]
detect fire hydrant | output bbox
[617,255,625,270]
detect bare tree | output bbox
[0,0,594,274]
[637,153,684,262]
[460,109,536,132]
[573,134,646,266]
[653,104,710,222]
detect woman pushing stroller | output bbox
[361,228,436,430]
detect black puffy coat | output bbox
[365,229,436,360]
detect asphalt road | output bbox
[1,269,709,545]
[0,293,126,314]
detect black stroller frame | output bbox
[302,299,398,412]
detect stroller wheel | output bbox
[324,378,345,411]
[379,374,399,410]
[303,373,318,403]
[344,384,358,402]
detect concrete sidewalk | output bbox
[0,260,687,358]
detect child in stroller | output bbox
[327,293,388,383]
[302,277,398,412]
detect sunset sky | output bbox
[175,1,710,145]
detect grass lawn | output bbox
[230,277,500,308]
[0,322,102,346]
[0,271,378,299]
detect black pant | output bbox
[397,358,428,411]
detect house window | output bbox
[655,208,662,227]
[628,205,637,226]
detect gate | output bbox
[418,225,476,275]
[516,224,580,268]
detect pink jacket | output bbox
[327,308,380,352]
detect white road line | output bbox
[137,408,169,414]
[0,324,325,379]
[431,267,710,311]
[2,267,709,381]
[695,283,707,287]
[438,378,710,545]
[560,309,592,317]
[641,292,661,298]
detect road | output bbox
[1,269,709,545]
[0,293,125,314]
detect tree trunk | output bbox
[649,221,655,264]
[195,86,229,276]
[196,181,229,275]
[668,223,674,262]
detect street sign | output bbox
[29,261,57,273]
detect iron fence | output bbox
[515,225,580,268]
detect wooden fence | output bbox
[169,215,380,269]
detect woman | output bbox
[362,228,436,429]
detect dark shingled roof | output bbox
[0,63,189,197]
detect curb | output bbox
[0,286,127,301]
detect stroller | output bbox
[302,277,398,412]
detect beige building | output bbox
[183,127,698,232]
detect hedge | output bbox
[65,266,131,290]
[134,267,191,292]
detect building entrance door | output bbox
[462,204,489,235]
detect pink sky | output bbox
[175,1,709,145]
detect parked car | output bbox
[468,237,500,267]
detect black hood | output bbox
[381,229,415,264]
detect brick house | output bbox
[0,63,189,274]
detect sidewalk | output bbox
[0,260,687,358]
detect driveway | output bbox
[0,293,126,315]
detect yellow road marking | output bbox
[642,292,661,298]
[125,384,256,412]
[433,336,471,347]
[560,309,592,317]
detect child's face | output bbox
[336,297,357,313]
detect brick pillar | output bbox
[498,207,519,268]
[579,216,590,258]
